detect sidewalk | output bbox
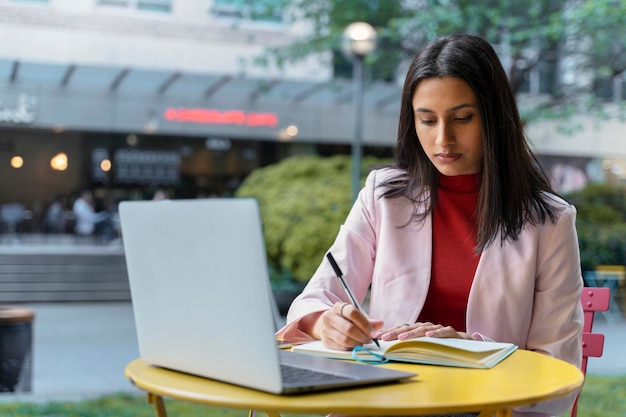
[0,302,142,403]
[0,301,624,403]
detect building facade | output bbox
[0,0,625,232]
[0,0,401,221]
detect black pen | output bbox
[326,252,381,348]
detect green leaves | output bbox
[235,154,391,283]
[565,183,626,270]
[262,0,626,121]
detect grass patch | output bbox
[0,393,250,417]
[558,374,626,417]
[0,375,624,417]
[0,393,321,417]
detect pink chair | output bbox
[571,287,611,417]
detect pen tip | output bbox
[373,338,381,348]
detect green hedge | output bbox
[564,183,626,270]
[235,154,391,286]
[237,160,626,281]
[576,223,626,270]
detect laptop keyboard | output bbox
[280,364,355,384]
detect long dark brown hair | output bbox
[380,33,558,251]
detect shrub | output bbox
[576,223,626,270]
[564,183,626,270]
[235,154,391,286]
[566,183,626,225]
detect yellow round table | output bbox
[125,349,583,417]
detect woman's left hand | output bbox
[376,322,481,341]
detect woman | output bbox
[277,33,583,417]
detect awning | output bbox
[0,59,401,109]
[0,59,401,145]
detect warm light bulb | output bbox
[286,125,299,137]
[100,159,111,172]
[50,152,68,171]
[11,156,23,169]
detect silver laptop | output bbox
[119,198,415,394]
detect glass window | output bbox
[517,72,531,94]
[590,76,626,103]
[98,0,171,13]
[99,0,129,6]
[594,78,613,101]
[137,0,171,13]
[211,0,282,23]
[538,61,556,95]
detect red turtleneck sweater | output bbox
[417,173,481,332]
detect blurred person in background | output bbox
[72,189,114,242]
[44,194,66,233]
[151,189,168,201]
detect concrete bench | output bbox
[0,251,129,302]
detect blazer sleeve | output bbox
[275,170,381,343]
[515,203,584,417]
[528,204,583,361]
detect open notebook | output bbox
[292,336,518,369]
[119,198,415,394]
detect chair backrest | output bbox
[571,287,611,417]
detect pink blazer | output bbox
[277,168,584,417]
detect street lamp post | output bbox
[341,22,377,203]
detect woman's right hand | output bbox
[312,302,383,350]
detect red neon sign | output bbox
[164,108,278,127]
